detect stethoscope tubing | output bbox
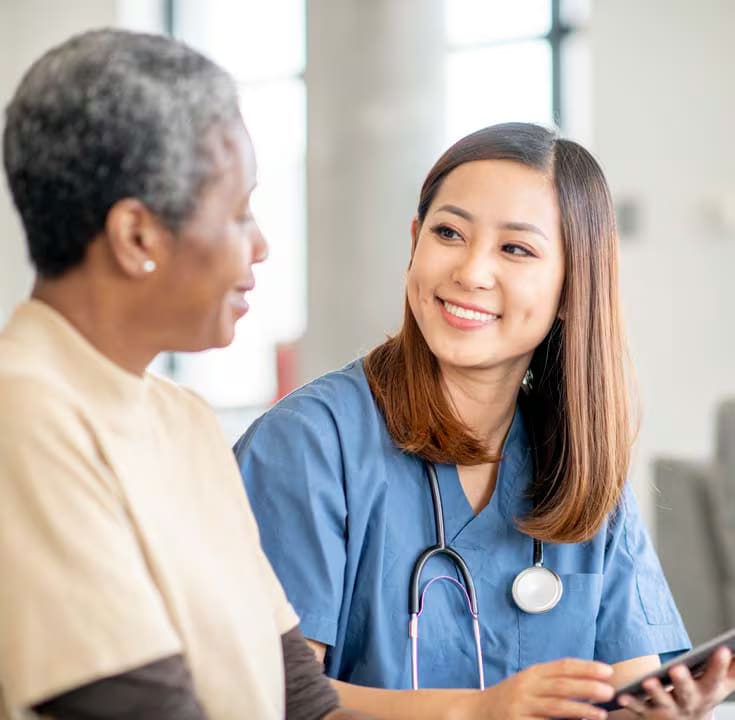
[409,463,485,689]
[408,461,562,690]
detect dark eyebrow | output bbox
[435,204,549,243]
[435,203,474,222]
[501,221,549,243]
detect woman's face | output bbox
[154,120,268,352]
[406,159,565,377]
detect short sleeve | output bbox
[234,402,347,646]
[186,389,299,638]
[594,484,691,665]
[0,379,182,709]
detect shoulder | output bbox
[0,357,86,435]
[146,370,213,414]
[280,359,374,415]
[246,359,376,436]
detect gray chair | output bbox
[655,400,735,643]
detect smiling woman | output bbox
[234,123,735,719]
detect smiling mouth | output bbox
[440,299,499,322]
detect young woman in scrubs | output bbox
[235,123,735,719]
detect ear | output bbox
[104,199,170,278]
[408,216,421,269]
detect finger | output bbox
[694,647,731,699]
[540,657,614,680]
[538,677,615,703]
[643,677,677,712]
[617,693,648,716]
[528,696,609,720]
[669,665,700,713]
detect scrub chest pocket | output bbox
[519,573,603,667]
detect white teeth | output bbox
[443,301,496,322]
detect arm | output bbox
[33,655,208,720]
[306,639,615,720]
[0,379,182,712]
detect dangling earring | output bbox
[521,368,534,393]
[142,259,156,273]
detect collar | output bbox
[1,300,152,431]
[497,404,533,521]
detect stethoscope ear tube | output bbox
[409,461,563,691]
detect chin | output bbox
[213,322,237,349]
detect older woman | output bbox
[0,29,356,720]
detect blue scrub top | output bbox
[234,360,690,689]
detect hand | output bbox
[457,657,615,720]
[617,647,735,719]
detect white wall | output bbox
[590,0,735,526]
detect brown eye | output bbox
[502,243,534,257]
[433,224,462,242]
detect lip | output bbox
[436,296,499,330]
[230,281,254,318]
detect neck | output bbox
[32,274,157,377]
[439,361,528,453]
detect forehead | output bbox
[431,160,558,218]
[205,119,256,189]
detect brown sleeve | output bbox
[282,626,340,720]
[32,654,209,720]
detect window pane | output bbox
[446,0,551,46]
[446,40,552,143]
[174,0,305,81]
[241,80,307,344]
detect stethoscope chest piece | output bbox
[511,564,563,614]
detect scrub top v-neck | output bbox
[235,359,690,689]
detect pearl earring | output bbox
[142,259,156,273]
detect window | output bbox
[444,0,584,144]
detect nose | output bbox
[250,223,269,265]
[451,245,497,291]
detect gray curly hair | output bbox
[2,28,242,277]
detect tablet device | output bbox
[595,627,735,712]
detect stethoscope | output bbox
[408,461,564,690]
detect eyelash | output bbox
[432,224,463,242]
[502,243,534,258]
[431,224,536,258]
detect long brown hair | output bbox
[364,123,634,543]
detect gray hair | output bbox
[2,28,241,277]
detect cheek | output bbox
[515,267,564,326]
[407,245,439,299]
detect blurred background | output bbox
[1,0,734,652]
